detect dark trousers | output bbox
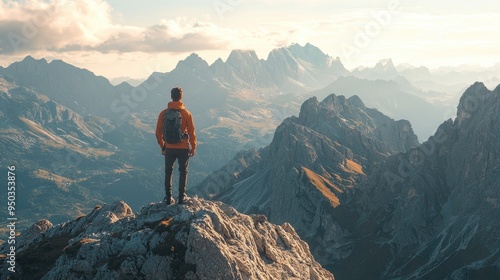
[164,148,190,199]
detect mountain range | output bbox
[191,92,421,271]
[0,44,351,186]
[0,76,164,230]
[1,42,499,279]
[0,43,355,234]
[339,82,500,279]
[192,82,500,279]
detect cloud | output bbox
[0,0,111,53]
[94,20,228,53]
[0,0,228,55]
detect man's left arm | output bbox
[187,113,196,156]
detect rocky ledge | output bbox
[1,197,333,280]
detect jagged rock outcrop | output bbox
[1,198,334,280]
[194,84,500,279]
[352,58,400,81]
[192,93,419,267]
[265,43,348,91]
[311,76,444,140]
[329,82,500,279]
[296,94,418,159]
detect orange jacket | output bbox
[156,101,196,150]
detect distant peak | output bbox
[49,59,65,64]
[378,58,394,65]
[116,81,132,88]
[226,49,259,64]
[213,57,224,64]
[321,94,347,109]
[371,58,398,74]
[22,55,36,61]
[348,95,366,109]
[306,95,320,105]
[287,42,318,49]
[304,42,323,52]
[456,82,491,126]
[21,55,47,64]
[470,81,487,89]
[298,96,321,122]
[175,53,209,70]
[48,59,72,68]
[462,81,489,96]
[288,42,326,56]
[301,96,321,111]
[186,53,202,60]
[267,46,292,58]
[228,49,258,56]
[209,57,225,70]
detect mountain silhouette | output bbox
[192,83,500,279]
[0,56,129,117]
[0,77,164,228]
[192,93,419,273]
[311,76,444,139]
[333,82,500,279]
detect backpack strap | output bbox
[162,108,170,145]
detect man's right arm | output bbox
[155,110,165,149]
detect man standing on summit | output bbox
[156,87,196,204]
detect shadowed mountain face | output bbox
[333,82,500,279]
[192,94,419,270]
[0,198,334,280]
[193,83,500,279]
[193,93,419,199]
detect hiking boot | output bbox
[164,196,175,205]
[178,195,189,204]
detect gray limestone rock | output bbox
[193,93,420,271]
[332,82,500,279]
[1,198,333,280]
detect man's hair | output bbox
[171,87,183,101]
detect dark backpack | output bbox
[162,109,183,144]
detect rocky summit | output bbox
[192,93,419,270]
[192,83,500,279]
[332,82,500,279]
[0,197,334,280]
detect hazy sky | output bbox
[0,0,499,79]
